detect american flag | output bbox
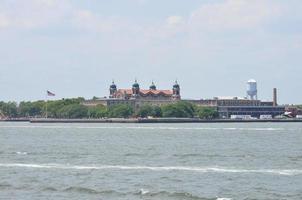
[47,90,55,96]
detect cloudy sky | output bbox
[0,0,301,104]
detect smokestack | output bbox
[273,88,277,106]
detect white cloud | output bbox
[134,0,148,5]
[189,0,282,31]
[72,9,142,35]
[0,14,10,29]
[0,0,72,29]
[139,0,284,42]
[166,16,184,26]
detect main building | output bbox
[83,80,285,118]
[84,80,181,110]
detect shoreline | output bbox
[1,118,302,123]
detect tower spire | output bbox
[150,80,156,90]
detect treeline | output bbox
[0,98,218,119]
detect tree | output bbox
[161,101,195,118]
[152,106,162,117]
[46,98,86,118]
[136,104,154,118]
[88,105,108,118]
[108,104,134,118]
[19,101,45,117]
[57,104,88,119]
[197,106,218,119]
[0,101,18,118]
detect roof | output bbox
[247,79,257,83]
[117,89,173,96]
[214,96,247,100]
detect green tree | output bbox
[152,106,162,117]
[161,101,195,118]
[46,98,86,118]
[57,104,88,119]
[197,106,218,119]
[136,104,163,118]
[19,101,45,117]
[108,104,134,118]
[0,101,18,117]
[88,105,108,118]
[136,104,154,118]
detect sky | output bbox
[0,0,301,104]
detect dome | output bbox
[247,79,257,83]
[132,80,139,88]
[149,81,156,90]
[173,80,180,88]
[110,81,117,89]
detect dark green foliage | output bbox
[0,98,219,119]
[56,104,88,119]
[0,101,18,117]
[3,97,87,119]
[19,101,45,117]
[197,106,218,119]
[88,105,108,118]
[161,101,195,118]
[108,104,134,118]
[136,104,153,118]
[136,104,162,118]
[46,98,85,118]
[152,106,162,117]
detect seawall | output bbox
[27,118,302,123]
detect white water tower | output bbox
[247,79,257,100]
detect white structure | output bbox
[231,115,253,120]
[247,79,258,100]
[260,115,273,119]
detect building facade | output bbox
[84,80,181,110]
[83,81,285,118]
[109,80,180,101]
[187,97,284,118]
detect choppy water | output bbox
[0,122,302,200]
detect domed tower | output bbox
[109,81,117,98]
[132,79,140,97]
[172,80,181,99]
[149,81,156,90]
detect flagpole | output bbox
[45,91,48,119]
[45,90,55,118]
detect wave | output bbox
[42,187,58,192]
[42,186,225,200]
[63,187,116,195]
[172,153,253,159]
[16,151,28,155]
[0,183,12,189]
[216,198,232,200]
[135,190,218,200]
[0,125,290,131]
[0,163,301,176]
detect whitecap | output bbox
[0,163,301,176]
[16,152,28,155]
[0,125,290,131]
[139,188,150,195]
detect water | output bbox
[0,122,302,200]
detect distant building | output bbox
[187,94,284,118]
[84,80,181,110]
[109,80,180,101]
[83,80,285,118]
